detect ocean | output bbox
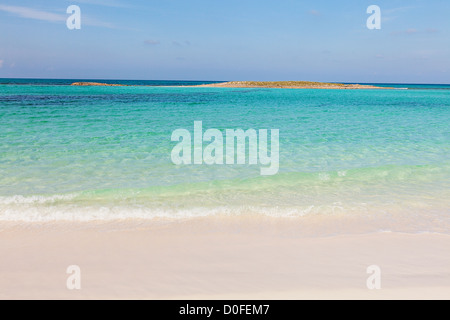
[0,79,449,234]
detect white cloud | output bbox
[0,5,65,22]
[382,6,418,23]
[405,28,418,35]
[74,0,130,8]
[144,40,161,46]
[0,4,116,28]
[384,6,417,15]
[391,29,419,36]
[83,16,116,29]
[309,10,320,16]
[172,40,191,47]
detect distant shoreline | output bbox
[71,81,392,89]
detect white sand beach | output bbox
[1,217,448,300]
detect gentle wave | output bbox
[0,163,448,223]
[0,193,448,227]
[0,204,313,222]
[0,201,448,237]
[0,194,79,205]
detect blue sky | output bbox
[0,0,449,83]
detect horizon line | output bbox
[0,77,449,86]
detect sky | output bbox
[0,0,449,83]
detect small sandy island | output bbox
[196,81,388,89]
[71,81,390,89]
[71,82,127,87]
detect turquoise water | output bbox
[0,80,449,231]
